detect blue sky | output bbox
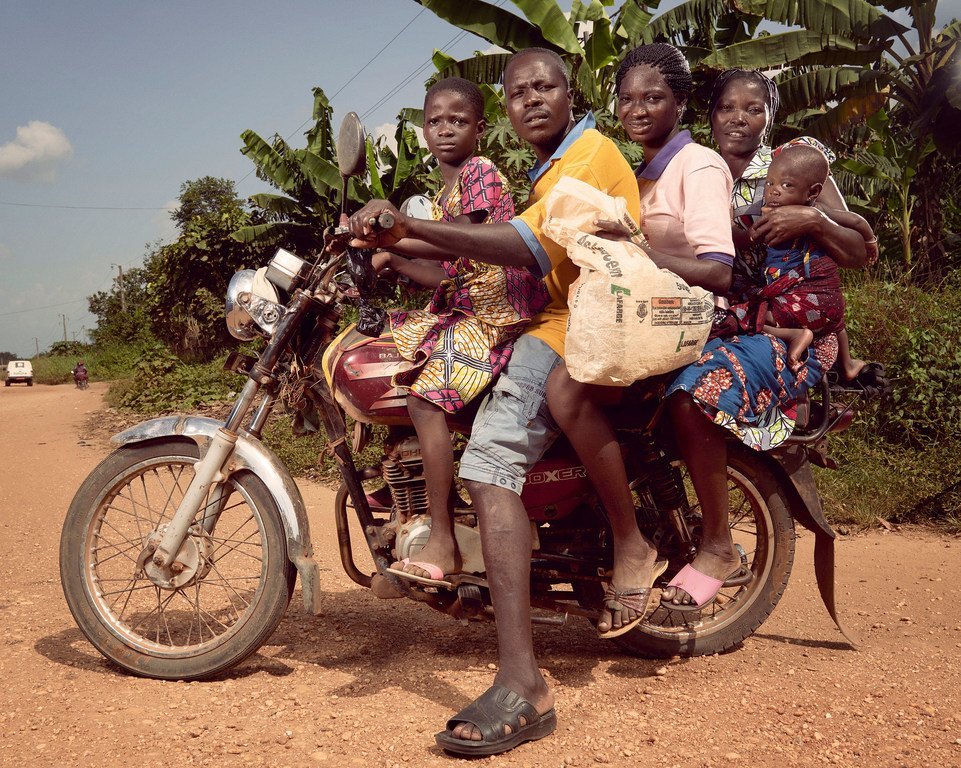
[1,0,958,356]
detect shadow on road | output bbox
[37,587,667,713]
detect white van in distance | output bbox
[5,360,33,386]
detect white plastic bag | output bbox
[542,177,714,386]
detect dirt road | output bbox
[1,383,959,768]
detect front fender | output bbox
[112,416,322,614]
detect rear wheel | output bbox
[60,439,296,679]
[575,445,795,657]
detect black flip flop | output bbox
[435,684,557,757]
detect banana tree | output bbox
[233,87,432,253]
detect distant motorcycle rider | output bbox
[73,361,88,388]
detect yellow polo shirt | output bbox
[508,115,641,356]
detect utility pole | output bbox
[112,264,126,313]
[60,314,67,343]
[34,338,39,356]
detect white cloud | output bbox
[0,121,73,183]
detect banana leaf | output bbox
[735,0,908,40]
[644,0,729,42]
[393,122,426,194]
[306,87,333,156]
[437,53,513,85]
[432,49,458,73]
[415,0,550,52]
[614,0,656,41]
[570,0,616,24]
[584,16,618,71]
[239,130,298,195]
[796,89,889,142]
[230,221,308,244]
[295,150,341,197]
[398,107,424,128]
[366,139,386,200]
[700,30,872,70]
[775,66,881,115]
[247,194,306,219]
[513,0,585,54]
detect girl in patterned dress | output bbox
[372,77,548,585]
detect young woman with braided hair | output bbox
[657,69,880,611]
[547,42,737,636]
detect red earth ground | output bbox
[0,382,959,768]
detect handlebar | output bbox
[330,210,396,238]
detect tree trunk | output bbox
[912,160,948,283]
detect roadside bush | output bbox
[112,345,238,412]
[819,278,961,531]
[844,276,961,446]
[32,343,144,385]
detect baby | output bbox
[760,143,869,372]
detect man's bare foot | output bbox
[449,675,554,742]
[597,529,659,634]
[395,535,461,580]
[661,545,742,607]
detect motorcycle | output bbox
[74,370,89,390]
[59,114,871,681]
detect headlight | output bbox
[225,268,284,340]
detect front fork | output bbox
[150,378,260,572]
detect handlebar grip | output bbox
[366,211,395,232]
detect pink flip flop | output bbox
[661,563,753,612]
[388,558,454,589]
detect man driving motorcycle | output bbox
[350,46,643,757]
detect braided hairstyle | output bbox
[615,43,692,101]
[708,69,779,140]
[426,77,485,121]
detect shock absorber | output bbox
[631,436,696,557]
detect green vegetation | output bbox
[31,341,142,385]
[59,0,958,529]
[817,278,961,531]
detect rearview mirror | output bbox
[336,112,367,178]
[400,195,434,221]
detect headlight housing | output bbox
[225,267,284,340]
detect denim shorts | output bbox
[458,334,562,495]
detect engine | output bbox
[381,431,429,521]
[379,429,486,574]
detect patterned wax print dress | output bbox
[763,235,845,335]
[666,138,841,450]
[389,156,549,414]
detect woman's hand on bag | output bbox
[594,219,633,241]
[753,205,825,247]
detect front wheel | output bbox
[60,439,296,679]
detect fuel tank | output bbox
[319,324,479,431]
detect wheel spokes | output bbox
[88,458,266,651]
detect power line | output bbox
[0,298,88,318]
[236,7,429,187]
[0,200,169,211]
